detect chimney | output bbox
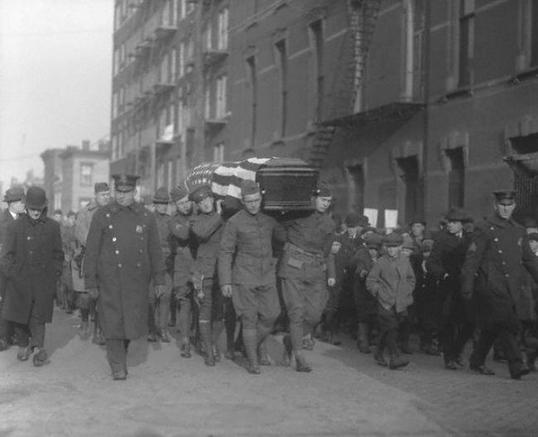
[82,140,91,151]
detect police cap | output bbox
[112,174,139,192]
[493,189,516,205]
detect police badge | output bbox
[136,225,143,234]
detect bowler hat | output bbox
[3,186,25,203]
[493,189,516,205]
[383,233,403,247]
[94,182,110,194]
[345,212,369,228]
[153,187,170,204]
[112,174,139,192]
[189,185,213,203]
[445,208,470,223]
[26,186,48,210]
[241,180,260,197]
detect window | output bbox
[167,161,174,189]
[397,156,420,224]
[171,48,178,81]
[275,39,288,137]
[114,2,122,31]
[216,75,227,119]
[157,162,165,187]
[218,8,229,50]
[213,143,225,163]
[80,163,93,187]
[458,0,475,87]
[204,83,211,119]
[180,0,186,19]
[176,157,183,183]
[178,43,184,77]
[203,24,212,51]
[176,100,184,137]
[532,2,538,66]
[347,164,365,214]
[309,20,324,121]
[447,148,465,208]
[246,56,257,147]
[186,0,195,16]
[112,134,119,160]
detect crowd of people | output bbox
[0,177,537,382]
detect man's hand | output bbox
[221,284,233,298]
[328,277,336,287]
[216,199,223,215]
[155,285,166,299]
[330,241,342,255]
[88,288,99,299]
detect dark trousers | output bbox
[13,301,45,349]
[0,299,14,344]
[470,323,523,374]
[377,306,402,357]
[106,339,130,373]
[440,290,474,362]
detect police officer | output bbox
[73,182,111,342]
[168,184,196,357]
[148,187,173,343]
[462,190,535,379]
[219,180,286,374]
[278,181,337,372]
[84,174,166,380]
[427,207,473,369]
[0,186,26,351]
[190,185,225,366]
[1,186,64,366]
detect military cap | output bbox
[112,174,139,192]
[3,186,25,203]
[189,184,213,203]
[153,186,170,204]
[383,232,403,247]
[26,186,48,210]
[493,189,516,205]
[365,233,383,249]
[445,207,471,223]
[528,232,538,242]
[241,180,261,197]
[345,212,369,228]
[94,182,110,194]
[170,184,189,202]
[313,180,332,197]
[409,216,426,226]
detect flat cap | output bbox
[4,186,25,203]
[445,207,471,223]
[153,186,170,204]
[313,180,332,197]
[189,184,213,203]
[241,180,260,197]
[112,174,139,192]
[383,232,404,247]
[170,184,189,202]
[345,212,369,228]
[94,182,110,194]
[493,189,516,205]
[365,233,383,249]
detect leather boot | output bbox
[199,322,214,366]
[294,352,312,373]
[357,323,371,354]
[212,320,224,362]
[180,338,192,358]
[147,303,158,342]
[243,328,260,374]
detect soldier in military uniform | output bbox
[219,180,286,374]
[462,190,536,379]
[1,186,64,366]
[147,187,173,343]
[84,175,166,380]
[73,182,111,342]
[427,208,474,369]
[0,186,26,351]
[278,181,337,372]
[168,184,196,357]
[190,185,225,366]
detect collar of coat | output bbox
[486,213,521,229]
[108,201,146,215]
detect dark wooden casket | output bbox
[186,157,318,211]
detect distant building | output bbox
[41,140,111,213]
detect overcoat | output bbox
[190,210,224,280]
[0,209,16,299]
[168,211,196,288]
[461,214,538,330]
[84,201,165,339]
[1,214,64,324]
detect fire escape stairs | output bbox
[309,0,381,168]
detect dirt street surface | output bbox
[0,309,537,437]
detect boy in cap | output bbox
[168,183,196,357]
[189,184,226,366]
[73,182,111,342]
[219,180,286,374]
[1,186,64,366]
[366,232,415,369]
[0,186,26,351]
[147,187,173,343]
[462,189,537,379]
[84,174,166,380]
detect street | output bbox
[0,308,537,437]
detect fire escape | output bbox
[309,0,381,168]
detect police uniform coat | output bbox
[1,214,64,324]
[0,209,17,299]
[84,201,165,340]
[461,214,536,330]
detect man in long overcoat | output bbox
[1,186,64,366]
[462,190,538,379]
[84,175,166,380]
[0,186,26,351]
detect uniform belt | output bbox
[285,243,324,263]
